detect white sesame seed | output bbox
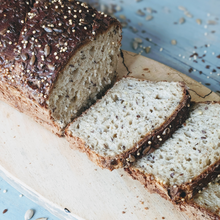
[54,52,57,55]
[19,194,23,197]
[207,13,210,17]
[55,56,59,59]
[72,29,75,33]
[9,41,12,45]
[179,54,181,57]
[58,23,62,26]
[207,76,210,78]
[204,50,207,53]
[210,72,212,74]
[182,56,185,59]
[74,15,77,18]
[3,189,7,193]
[212,52,215,55]
[204,32,208,36]
[92,31,95,35]
[159,48,163,52]
[189,58,191,60]
[32,30,36,34]
[84,26,87,30]
[193,69,196,72]
[21,20,24,23]
[204,25,207,29]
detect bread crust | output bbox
[177,201,220,220]
[65,78,191,170]
[125,102,220,202]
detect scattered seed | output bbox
[64,208,71,213]
[179,17,185,24]
[19,194,23,197]
[119,14,126,20]
[134,38,143,43]
[196,19,202,25]
[116,5,122,12]
[185,11,193,18]
[160,48,163,52]
[133,41,138,50]
[145,47,151,53]
[3,209,8,214]
[3,189,7,193]
[171,40,177,45]
[207,20,217,25]
[36,218,48,220]
[146,15,153,21]
[178,6,186,11]
[24,209,34,220]
[121,22,128,28]
[146,7,152,13]
[136,9,145,16]
[130,26,138,33]
[204,32,208,36]
[204,25,208,29]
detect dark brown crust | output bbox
[65,78,191,170]
[177,200,220,220]
[0,1,32,66]
[125,102,220,203]
[0,0,122,136]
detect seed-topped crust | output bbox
[3,0,120,106]
[0,1,32,66]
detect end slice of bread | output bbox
[126,102,220,202]
[178,176,220,220]
[65,77,191,170]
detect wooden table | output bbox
[0,1,219,219]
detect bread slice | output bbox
[126,102,220,202]
[179,176,220,220]
[65,77,191,170]
[0,0,122,136]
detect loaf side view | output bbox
[0,0,122,136]
[126,102,220,203]
[65,77,191,170]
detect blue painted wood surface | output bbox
[0,0,219,219]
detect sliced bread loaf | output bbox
[0,0,122,136]
[65,77,191,170]
[126,102,220,202]
[179,176,220,220]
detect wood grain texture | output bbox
[0,51,219,220]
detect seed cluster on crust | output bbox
[0,1,32,68]
[1,0,119,106]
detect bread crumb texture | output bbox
[134,103,220,186]
[69,78,186,157]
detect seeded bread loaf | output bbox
[126,102,220,203]
[0,0,122,136]
[179,176,220,220]
[65,77,191,170]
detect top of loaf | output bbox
[1,0,121,106]
[0,0,32,65]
